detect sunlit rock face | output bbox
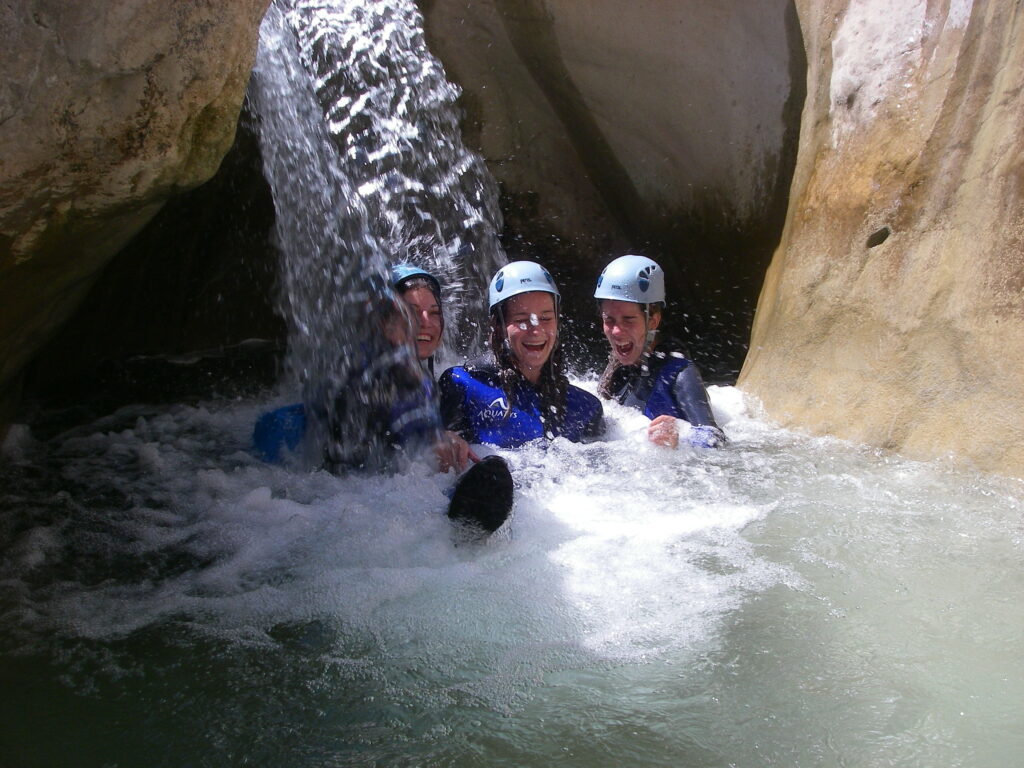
[740,0,1024,477]
[0,0,270,421]
[422,0,803,377]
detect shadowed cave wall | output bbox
[18,0,804,417]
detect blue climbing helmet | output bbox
[594,254,666,305]
[390,263,441,298]
[488,261,560,310]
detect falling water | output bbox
[286,0,504,349]
[250,0,503,385]
[248,0,506,468]
[249,2,391,464]
[248,0,505,465]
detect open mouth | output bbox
[522,340,548,353]
[615,341,635,358]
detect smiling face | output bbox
[400,284,443,360]
[600,299,659,366]
[503,291,558,383]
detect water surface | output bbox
[2,386,1022,767]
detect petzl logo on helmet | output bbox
[637,266,655,293]
[494,271,504,293]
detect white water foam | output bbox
[4,385,1024,765]
[2,388,784,664]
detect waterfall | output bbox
[286,0,505,349]
[249,2,382,462]
[248,0,506,464]
[250,0,504,379]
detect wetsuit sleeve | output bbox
[583,401,605,441]
[672,364,727,447]
[438,367,471,438]
[387,378,442,449]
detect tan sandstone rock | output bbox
[0,0,270,422]
[740,0,1024,477]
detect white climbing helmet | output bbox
[488,261,560,310]
[594,254,666,305]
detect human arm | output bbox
[433,430,472,473]
[671,364,727,447]
[438,367,473,440]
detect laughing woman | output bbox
[594,254,726,449]
[438,261,604,449]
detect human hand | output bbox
[434,430,472,473]
[647,414,679,449]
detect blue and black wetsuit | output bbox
[321,347,441,472]
[254,348,440,471]
[439,356,604,448]
[598,336,726,447]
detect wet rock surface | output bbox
[0,0,271,422]
[422,0,803,381]
[740,0,1024,477]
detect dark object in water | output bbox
[447,455,513,536]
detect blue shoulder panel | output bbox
[642,357,690,420]
[253,403,306,463]
[441,366,602,448]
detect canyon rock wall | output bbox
[740,0,1024,476]
[7,0,1017,478]
[0,0,270,421]
[423,0,802,376]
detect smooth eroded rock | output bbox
[0,0,271,417]
[740,0,1024,477]
[423,0,803,377]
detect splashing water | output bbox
[2,386,1023,766]
[249,2,397,465]
[286,0,504,349]
[248,0,505,467]
[251,0,503,385]
[4,1,1022,765]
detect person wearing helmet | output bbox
[255,265,469,473]
[594,255,726,449]
[438,261,604,449]
[390,264,445,373]
[389,263,471,473]
[320,289,444,472]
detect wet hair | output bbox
[489,298,569,432]
[376,295,413,341]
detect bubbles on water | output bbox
[4,384,1024,765]
[2,388,773,657]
